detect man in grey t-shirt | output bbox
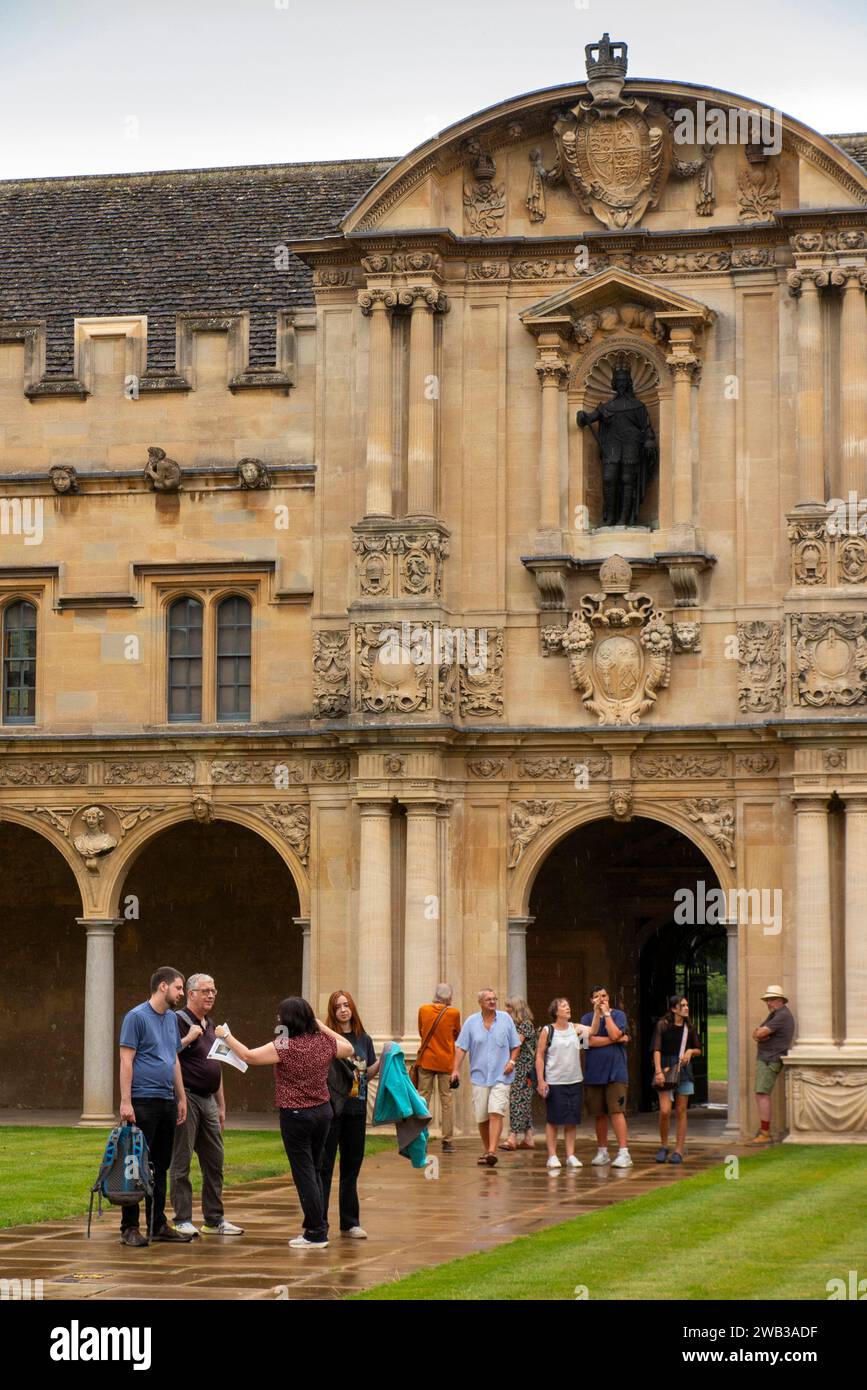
[750,986,796,1145]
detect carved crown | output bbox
[585,33,628,81]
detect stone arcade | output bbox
[1,36,866,1140]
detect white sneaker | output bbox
[611,1150,633,1169]
[565,1155,583,1168]
[172,1221,200,1237]
[288,1236,330,1249]
[343,1226,367,1239]
[201,1219,244,1235]
[546,1155,562,1170]
[591,1149,611,1166]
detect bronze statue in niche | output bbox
[577,367,657,526]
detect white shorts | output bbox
[472,1081,511,1123]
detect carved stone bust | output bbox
[73,805,118,870]
[49,465,78,494]
[144,447,181,492]
[237,457,271,490]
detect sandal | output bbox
[476,1154,490,1165]
[484,1152,498,1166]
[498,1141,517,1151]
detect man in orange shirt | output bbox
[416,985,461,1153]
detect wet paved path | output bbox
[0,1135,743,1300]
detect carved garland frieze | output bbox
[105,761,195,786]
[632,753,727,779]
[0,762,86,786]
[210,760,304,786]
[514,754,611,780]
[791,613,867,708]
[737,622,785,714]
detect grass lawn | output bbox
[707,1012,727,1081]
[0,1126,393,1228]
[353,1146,867,1301]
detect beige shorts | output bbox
[472,1081,511,1123]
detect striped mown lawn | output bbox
[707,1012,727,1081]
[353,1145,867,1301]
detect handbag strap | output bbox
[676,1020,689,1061]
[417,1006,450,1064]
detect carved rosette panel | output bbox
[515,754,610,780]
[105,761,195,785]
[789,1068,867,1133]
[633,753,727,779]
[0,762,86,786]
[508,799,569,869]
[737,622,784,713]
[210,760,304,786]
[312,631,350,718]
[355,624,432,714]
[545,557,673,726]
[682,797,736,868]
[791,613,867,707]
[257,804,310,865]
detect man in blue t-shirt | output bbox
[117,966,192,1247]
[580,985,633,1169]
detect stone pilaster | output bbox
[534,332,569,546]
[836,268,867,499]
[787,269,825,504]
[507,916,534,1000]
[722,920,741,1138]
[666,329,700,535]
[843,796,867,1050]
[405,288,446,519]
[403,802,441,1038]
[358,289,396,518]
[357,801,393,1037]
[790,796,835,1053]
[293,915,311,1001]
[78,918,122,1126]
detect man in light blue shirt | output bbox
[452,988,521,1166]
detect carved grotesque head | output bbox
[238,457,269,489]
[50,465,77,494]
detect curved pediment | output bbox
[342,38,867,238]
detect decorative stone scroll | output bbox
[0,762,85,786]
[544,556,673,725]
[682,797,736,868]
[312,631,351,718]
[791,613,867,707]
[737,622,785,714]
[508,799,568,869]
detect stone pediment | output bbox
[519,267,715,343]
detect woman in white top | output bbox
[535,997,592,1170]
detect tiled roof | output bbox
[0,159,394,375]
[827,133,867,173]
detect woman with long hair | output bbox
[535,997,592,1169]
[321,989,380,1239]
[499,997,537,1150]
[215,998,352,1249]
[651,994,702,1164]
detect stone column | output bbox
[843,796,867,1050]
[668,353,698,528]
[78,918,122,1126]
[837,268,867,500]
[359,290,395,518]
[507,916,534,999]
[535,333,569,543]
[358,801,393,1036]
[403,802,440,1036]
[791,796,834,1051]
[406,289,445,518]
[722,920,741,1138]
[787,269,825,504]
[293,916,311,1001]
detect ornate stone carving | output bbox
[525,148,548,223]
[144,446,181,492]
[192,796,214,825]
[823,748,847,771]
[729,248,774,268]
[237,457,270,490]
[0,762,85,786]
[312,631,350,718]
[463,148,506,236]
[314,268,353,287]
[467,757,507,779]
[310,758,349,782]
[673,621,702,654]
[682,797,736,868]
[210,760,303,785]
[105,761,195,785]
[839,538,867,585]
[353,529,449,600]
[456,628,504,718]
[632,251,733,274]
[72,805,119,871]
[545,556,673,725]
[633,753,727,779]
[383,755,405,775]
[786,507,867,587]
[737,165,780,222]
[572,302,665,347]
[357,287,398,315]
[49,464,78,494]
[736,753,778,775]
[791,613,867,707]
[469,260,510,281]
[789,1068,867,1133]
[356,623,432,714]
[788,512,830,585]
[508,799,568,868]
[259,804,310,864]
[737,621,784,713]
[609,786,633,821]
[515,754,611,780]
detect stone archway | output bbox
[0,820,86,1108]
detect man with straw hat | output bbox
[750,986,796,1145]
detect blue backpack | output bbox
[87,1124,154,1237]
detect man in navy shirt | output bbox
[118,966,192,1246]
[580,985,633,1169]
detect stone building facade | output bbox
[1,37,866,1139]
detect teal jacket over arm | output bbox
[373,1042,431,1168]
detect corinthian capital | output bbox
[667,355,701,383]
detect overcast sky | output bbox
[0,0,863,179]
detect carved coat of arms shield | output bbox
[553,104,670,229]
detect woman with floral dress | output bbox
[499,997,537,1150]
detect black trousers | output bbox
[279,1102,333,1243]
[121,1096,177,1235]
[321,1108,367,1232]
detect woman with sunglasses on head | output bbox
[651,994,702,1165]
[320,989,380,1240]
[535,997,592,1170]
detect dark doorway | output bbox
[118,820,302,1111]
[639,921,726,1109]
[527,815,722,1113]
